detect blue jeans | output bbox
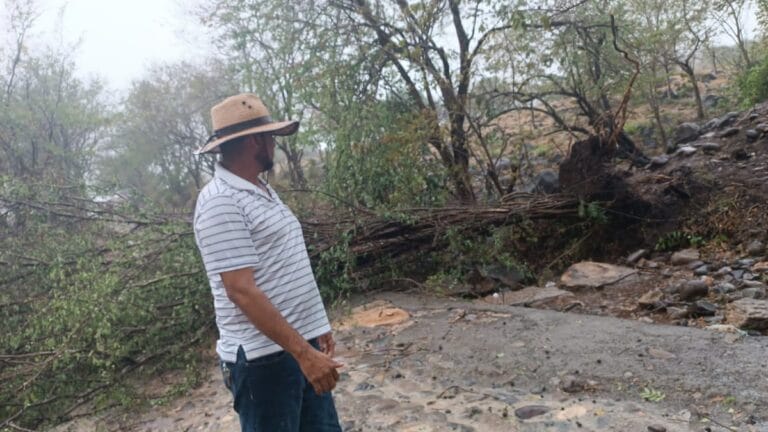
[222,340,342,432]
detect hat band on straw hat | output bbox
[205,115,274,144]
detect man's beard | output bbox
[256,150,274,171]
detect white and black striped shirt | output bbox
[193,163,331,363]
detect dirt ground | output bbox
[54,290,768,432]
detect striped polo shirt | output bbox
[193,163,331,363]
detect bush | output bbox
[738,57,768,106]
[0,179,211,429]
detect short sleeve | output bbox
[194,195,259,276]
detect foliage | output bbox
[640,387,666,402]
[323,100,448,210]
[0,178,212,428]
[654,230,705,251]
[737,56,768,105]
[97,61,236,208]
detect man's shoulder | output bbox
[195,179,238,214]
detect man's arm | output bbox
[220,268,342,394]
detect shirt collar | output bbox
[214,162,269,195]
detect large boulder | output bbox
[560,261,638,290]
[674,122,701,144]
[726,299,768,330]
[534,170,560,194]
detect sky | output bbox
[33,0,210,90]
[22,0,761,93]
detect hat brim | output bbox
[194,120,300,155]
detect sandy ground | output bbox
[54,291,768,432]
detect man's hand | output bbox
[318,332,336,357]
[296,346,343,395]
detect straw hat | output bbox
[195,93,299,154]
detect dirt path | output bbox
[55,292,768,431]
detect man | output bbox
[193,93,343,432]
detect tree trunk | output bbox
[681,63,705,120]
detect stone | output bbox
[716,112,740,129]
[736,258,756,268]
[670,248,700,266]
[560,261,638,290]
[746,240,765,256]
[746,129,760,141]
[533,170,559,194]
[755,123,768,133]
[752,261,768,273]
[702,94,720,109]
[648,425,667,432]
[483,286,574,307]
[649,155,669,167]
[627,249,649,264]
[740,287,766,300]
[514,405,550,420]
[726,299,768,330]
[693,300,718,316]
[700,142,721,152]
[668,306,690,319]
[560,375,588,393]
[679,280,709,301]
[732,148,750,160]
[711,282,737,295]
[716,266,732,275]
[686,260,705,270]
[693,265,709,276]
[675,145,698,156]
[743,280,767,288]
[674,122,701,144]
[731,269,746,280]
[638,289,664,307]
[719,127,740,138]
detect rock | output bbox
[560,375,588,393]
[752,261,768,273]
[560,262,638,290]
[717,112,740,129]
[719,127,740,138]
[693,300,718,316]
[746,240,765,256]
[711,282,737,295]
[732,148,750,160]
[755,123,768,133]
[716,266,733,275]
[648,155,669,167]
[638,289,664,307]
[736,258,756,268]
[726,299,768,330]
[743,280,767,288]
[533,170,559,194]
[480,264,526,288]
[671,248,700,266]
[679,280,709,301]
[693,265,709,276]
[674,122,701,144]
[702,94,720,108]
[731,269,746,280]
[702,118,720,131]
[627,249,649,264]
[740,287,766,300]
[647,347,676,359]
[483,286,574,307]
[668,306,690,319]
[514,405,550,420]
[700,142,721,152]
[648,425,667,432]
[354,382,375,392]
[686,260,705,270]
[746,129,760,141]
[675,145,698,156]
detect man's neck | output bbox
[221,161,267,189]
